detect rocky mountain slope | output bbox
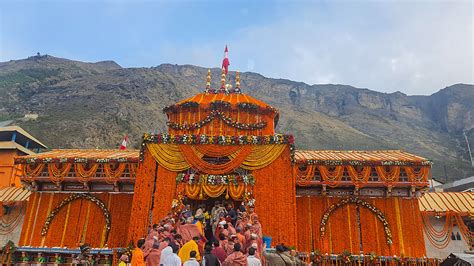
[0,55,472,181]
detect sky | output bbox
[0,0,472,95]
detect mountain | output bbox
[0,55,473,181]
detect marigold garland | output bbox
[182,182,247,200]
[41,193,111,244]
[421,212,454,249]
[23,163,45,178]
[74,163,100,183]
[167,109,267,130]
[296,165,429,186]
[375,166,400,182]
[178,145,253,174]
[346,165,371,183]
[47,163,72,184]
[103,162,127,183]
[320,197,393,246]
[146,143,289,173]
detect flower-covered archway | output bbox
[41,194,111,243]
[320,197,393,245]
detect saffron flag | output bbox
[222,45,230,74]
[119,134,128,150]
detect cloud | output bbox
[162,1,473,95]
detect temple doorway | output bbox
[182,196,244,242]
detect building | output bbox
[419,192,473,259]
[0,126,46,248]
[8,67,455,265]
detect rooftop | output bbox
[0,126,47,151]
[15,149,140,164]
[418,192,473,216]
[295,150,431,166]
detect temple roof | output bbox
[15,149,140,164]
[295,150,431,166]
[418,192,473,216]
[172,92,277,111]
[16,148,432,166]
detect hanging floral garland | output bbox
[320,197,393,246]
[176,173,255,186]
[141,133,295,163]
[167,109,267,130]
[41,193,111,243]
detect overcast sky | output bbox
[1,0,472,95]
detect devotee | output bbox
[158,237,171,251]
[178,236,201,262]
[72,244,91,265]
[202,243,220,266]
[247,247,261,266]
[144,241,161,266]
[195,204,205,221]
[178,217,204,243]
[159,245,172,265]
[183,250,200,266]
[222,243,247,266]
[218,234,228,253]
[160,244,182,266]
[225,203,237,226]
[236,227,246,247]
[119,254,129,266]
[182,204,193,219]
[225,235,237,255]
[262,244,304,266]
[226,222,236,236]
[131,238,146,266]
[251,215,263,238]
[211,241,227,263]
[248,207,257,223]
[173,234,184,249]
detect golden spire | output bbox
[220,67,226,89]
[235,70,240,89]
[206,69,211,89]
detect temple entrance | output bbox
[182,195,244,241]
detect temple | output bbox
[2,63,472,264]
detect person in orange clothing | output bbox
[131,238,146,266]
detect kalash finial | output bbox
[220,67,226,89]
[235,70,240,89]
[206,69,211,89]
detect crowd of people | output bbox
[120,200,305,266]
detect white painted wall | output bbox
[423,215,470,259]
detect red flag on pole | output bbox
[222,45,230,74]
[119,134,128,150]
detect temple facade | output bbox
[3,68,471,264]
